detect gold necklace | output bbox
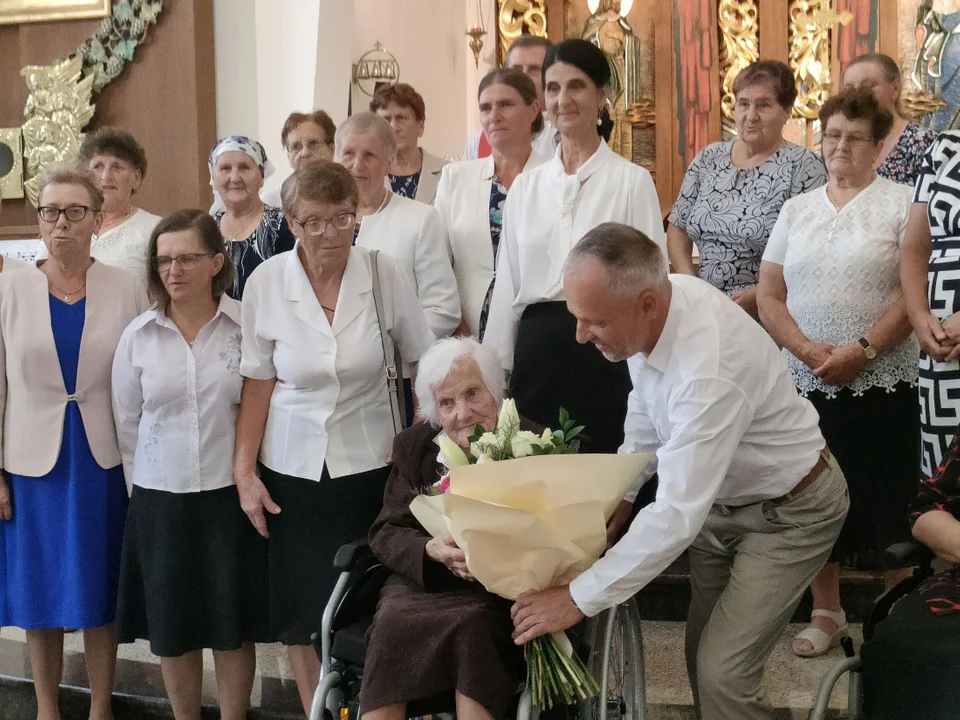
[97,206,135,236]
[49,278,86,303]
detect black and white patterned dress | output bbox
[916,131,960,477]
[668,140,827,295]
[215,205,296,300]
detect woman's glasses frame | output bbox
[293,211,357,237]
[153,253,217,272]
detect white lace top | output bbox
[91,208,160,288]
[762,176,919,398]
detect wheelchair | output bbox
[809,540,936,720]
[308,539,647,720]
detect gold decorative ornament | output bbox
[902,92,949,120]
[788,0,852,120]
[20,55,96,206]
[466,0,487,69]
[0,129,25,200]
[0,0,109,25]
[353,42,400,97]
[496,0,547,66]
[718,0,758,126]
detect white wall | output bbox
[352,0,470,159]
[214,0,488,174]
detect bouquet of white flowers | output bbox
[412,399,650,710]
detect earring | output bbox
[597,108,603,127]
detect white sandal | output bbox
[792,608,848,658]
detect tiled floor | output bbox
[0,621,859,717]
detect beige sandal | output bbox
[793,608,848,658]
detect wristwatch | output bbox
[858,337,878,360]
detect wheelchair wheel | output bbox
[580,600,645,720]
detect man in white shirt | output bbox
[463,35,558,160]
[511,223,849,720]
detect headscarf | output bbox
[208,135,275,188]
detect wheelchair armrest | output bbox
[884,540,935,570]
[334,539,373,570]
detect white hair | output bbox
[415,337,505,427]
[334,112,397,161]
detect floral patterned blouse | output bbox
[668,140,827,296]
[877,122,938,187]
[477,176,508,341]
[215,205,295,300]
[389,171,421,200]
[910,429,960,615]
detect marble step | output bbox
[0,620,859,720]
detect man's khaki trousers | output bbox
[684,453,849,720]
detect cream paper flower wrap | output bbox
[410,452,652,600]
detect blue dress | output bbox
[0,296,128,629]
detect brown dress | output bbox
[360,422,525,718]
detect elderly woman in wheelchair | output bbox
[358,337,529,720]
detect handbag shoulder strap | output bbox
[369,250,405,433]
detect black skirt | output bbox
[807,382,921,569]
[511,302,631,453]
[260,463,390,646]
[116,484,271,657]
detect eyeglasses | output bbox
[294,211,356,237]
[38,205,92,223]
[287,139,329,154]
[153,253,217,272]
[821,131,876,146]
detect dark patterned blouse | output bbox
[909,430,960,615]
[668,140,827,295]
[877,122,938,187]
[477,176,508,341]
[389,171,421,200]
[215,205,296,300]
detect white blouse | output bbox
[482,140,666,370]
[433,150,551,336]
[240,245,436,480]
[91,208,161,288]
[355,193,460,339]
[112,294,243,494]
[762,176,919,397]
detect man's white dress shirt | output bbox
[482,140,666,370]
[240,245,435,481]
[355,192,460,339]
[112,294,243,494]
[569,275,826,617]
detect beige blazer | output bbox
[0,261,149,476]
[414,149,449,205]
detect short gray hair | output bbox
[415,337,505,427]
[334,112,396,160]
[564,222,668,295]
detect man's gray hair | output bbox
[564,222,668,294]
[334,112,397,160]
[415,337,505,427]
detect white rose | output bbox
[511,430,544,458]
[471,432,501,459]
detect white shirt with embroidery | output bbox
[762,177,919,398]
[91,208,161,289]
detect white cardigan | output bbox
[434,151,550,336]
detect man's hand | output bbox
[426,535,474,580]
[236,470,281,539]
[0,477,11,521]
[511,585,585,645]
[813,344,867,386]
[606,499,633,549]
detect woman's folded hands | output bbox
[426,534,475,581]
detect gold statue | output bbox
[20,55,96,205]
[788,0,852,120]
[582,0,642,158]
